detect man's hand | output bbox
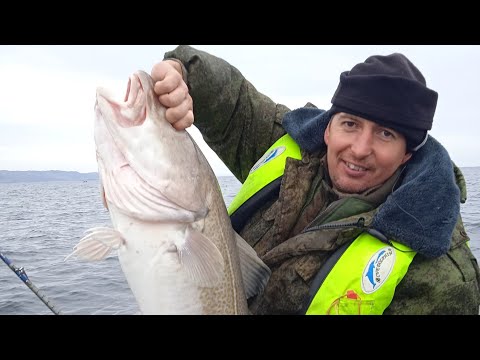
[151,60,194,130]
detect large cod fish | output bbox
[66,70,270,314]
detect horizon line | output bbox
[0,169,237,176]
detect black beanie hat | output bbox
[330,53,438,151]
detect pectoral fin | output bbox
[178,226,225,288]
[64,226,125,262]
[235,232,271,299]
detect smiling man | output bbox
[324,112,412,194]
[151,46,480,315]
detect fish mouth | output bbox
[96,73,147,128]
[124,73,143,104]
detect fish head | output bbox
[94,70,168,156]
[93,70,188,184]
[93,70,210,216]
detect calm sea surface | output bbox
[1,171,479,315]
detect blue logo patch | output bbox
[361,247,395,294]
[249,146,286,174]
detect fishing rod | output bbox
[0,251,63,315]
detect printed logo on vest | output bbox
[361,247,395,294]
[249,146,286,174]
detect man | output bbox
[151,45,480,315]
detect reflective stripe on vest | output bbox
[306,233,416,315]
[227,134,302,216]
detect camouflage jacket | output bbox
[164,45,480,314]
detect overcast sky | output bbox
[1,45,479,176]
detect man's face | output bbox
[324,112,412,194]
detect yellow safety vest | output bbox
[228,134,302,216]
[305,234,415,315]
[228,134,417,315]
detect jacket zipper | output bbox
[302,217,366,233]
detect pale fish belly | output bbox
[113,209,203,314]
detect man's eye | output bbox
[381,130,394,138]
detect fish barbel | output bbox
[66,70,270,314]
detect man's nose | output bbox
[351,131,374,158]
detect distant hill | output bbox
[0,170,99,183]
